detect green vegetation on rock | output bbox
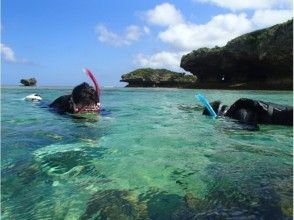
[180,19,293,90]
[121,68,197,88]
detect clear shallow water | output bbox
[1,87,293,219]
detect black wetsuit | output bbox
[203,98,293,128]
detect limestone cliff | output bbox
[121,68,197,88]
[20,78,37,86]
[180,20,293,90]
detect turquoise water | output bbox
[1,87,293,219]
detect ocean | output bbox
[1,86,293,219]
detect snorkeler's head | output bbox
[202,100,221,116]
[71,82,100,113]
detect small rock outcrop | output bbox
[121,68,197,88]
[20,78,37,86]
[180,19,293,90]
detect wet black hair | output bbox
[72,82,99,105]
[202,100,221,116]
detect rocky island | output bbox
[121,68,197,88]
[180,19,293,90]
[20,78,37,86]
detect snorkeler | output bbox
[202,98,293,128]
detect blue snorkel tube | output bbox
[196,94,217,118]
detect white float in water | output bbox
[24,93,42,101]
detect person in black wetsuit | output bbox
[203,98,293,129]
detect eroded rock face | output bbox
[121,68,197,88]
[20,78,37,86]
[180,20,293,90]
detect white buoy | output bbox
[24,93,42,101]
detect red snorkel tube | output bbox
[83,68,100,101]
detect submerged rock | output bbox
[81,190,148,220]
[20,78,37,86]
[180,19,293,90]
[33,143,106,177]
[121,68,197,88]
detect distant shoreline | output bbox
[124,82,293,91]
[0,85,123,89]
[0,85,293,92]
